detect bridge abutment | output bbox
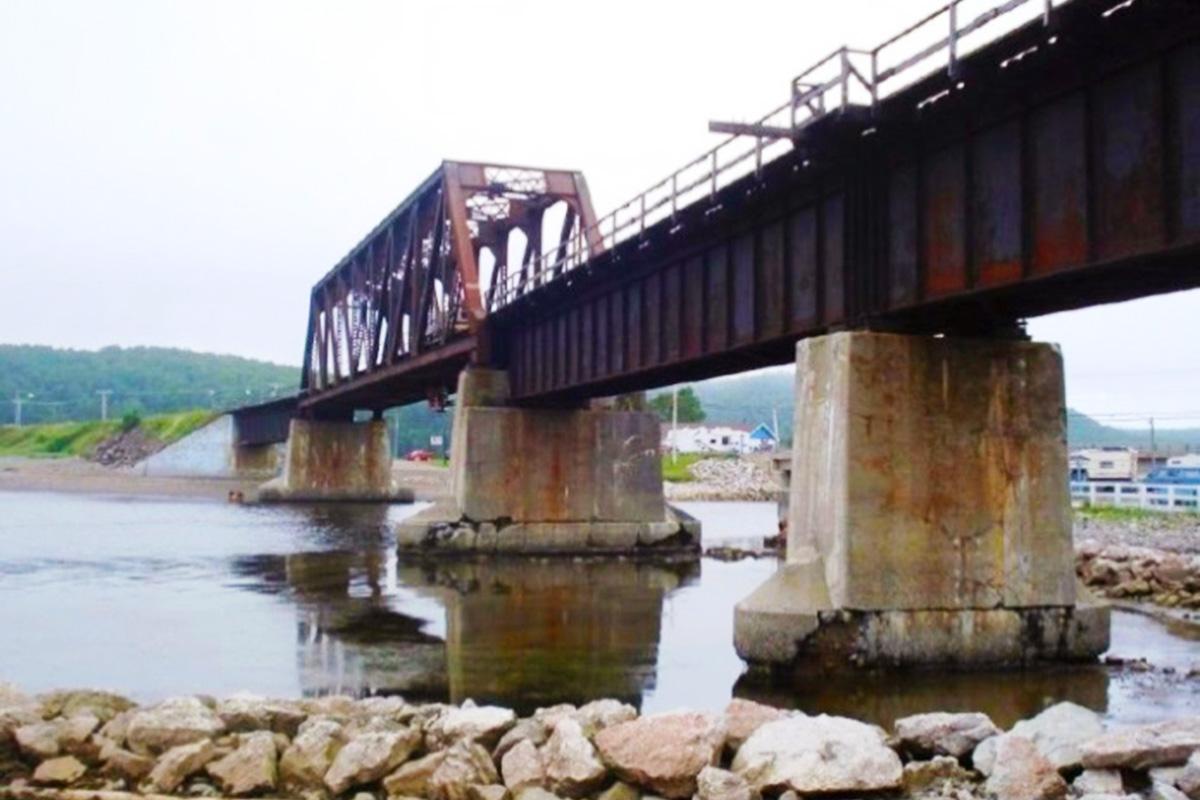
[257,418,413,503]
[396,368,700,555]
[735,331,1109,669]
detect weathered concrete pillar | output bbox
[396,368,700,554]
[735,331,1109,669]
[258,419,413,503]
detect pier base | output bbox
[734,331,1109,668]
[258,419,412,503]
[396,369,700,555]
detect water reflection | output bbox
[1,492,1198,725]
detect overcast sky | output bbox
[1,0,1196,426]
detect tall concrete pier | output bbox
[735,331,1110,669]
[258,418,412,503]
[397,369,699,554]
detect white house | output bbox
[662,424,754,455]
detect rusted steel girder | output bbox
[298,161,599,414]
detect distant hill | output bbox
[660,368,1200,452]
[0,345,299,426]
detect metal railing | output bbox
[495,0,1069,308]
[1072,481,1200,513]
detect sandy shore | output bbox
[0,457,452,502]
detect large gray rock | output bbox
[1080,717,1200,770]
[206,731,278,796]
[984,736,1067,800]
[38,689,136,723]
[696,766,756,800]
[216,693,306,736]
[721,700,788,752]
[501,739,546,792]
[976,702,1105,774]
[543,718,606,797]
[731,715,902,795]
[14,721,63,760]
[32,755,87,786]
[384,751,448,797]
[1178,751,1200,800]
[1074,769,1124,796]
[902,756,974,794]
[894,712,999,759]
[574,700,637,737]
[125,696,226,755]
[324,728,421,794]
[428,740,501,800]
[146,738,218,793]
[427,704,517,751]
[595,711,724,799]
[99,739,155,784]
[495,719,550,761]
[279,717,346,790]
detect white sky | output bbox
[0,0,1196,426]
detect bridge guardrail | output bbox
[495,0,1072,308]
[1071,480,1200,513]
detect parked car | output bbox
[405,449,434,462]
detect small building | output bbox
[662,424,753,455]
[748,423,778,452]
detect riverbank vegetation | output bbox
[0,409,215,458]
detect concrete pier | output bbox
[735,331,1109,669]
[396,369,700,554]
[258,418,413,503]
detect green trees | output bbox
[649,386,706,423]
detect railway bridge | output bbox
[257,0,1200,669]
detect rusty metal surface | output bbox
[297,0,1200,417]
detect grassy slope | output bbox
[0,409,216,458]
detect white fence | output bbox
[1071,481,1200,513]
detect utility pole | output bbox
[671,387,679,465]
[1149,417,1157,468]
[772,406,781,450]
[11,392,32,427]
[208,389,217,410]
[97,390,112,421]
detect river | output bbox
[0,491,1196,726]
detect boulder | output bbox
[15,721,63,760]
[894,712,999,758]
[543,718,606,797]
[146,738,218,793]
[595,711,724,798]
[901,756,974,794]
[1074,770,1124,796]
[384,751,449,797]
[574,700,637,737]
[206,731,278,796]
[32,755,87,786]
[976,702,1105,774]
[516,788,566,800]
[99,739,155,783]
[696,766,756,800]
[427,704,517,751]
[428,740,501,800]
[98,710,135,748]
[596,781,640,800]
[1155,784,1191,800]
[501,739,546,791]
[216,693,306,736]
[125,697,226,755]
[1178,751,1200,799]
[324,728,421,794]
[279,717,346,789]
[984,736,1067,800]
[38,690,136,723]
[495,719,551,761]
[470,785,511,800]
[731,715,902,795]
[1080,717,1200,770]
[721,700,787,752]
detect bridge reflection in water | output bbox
[224,503,1200,726]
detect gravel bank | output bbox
[3,684,1199,800]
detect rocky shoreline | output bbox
[3,684,1200,800]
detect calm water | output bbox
[0,491,1197,726]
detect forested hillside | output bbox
[0,345,299,425]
